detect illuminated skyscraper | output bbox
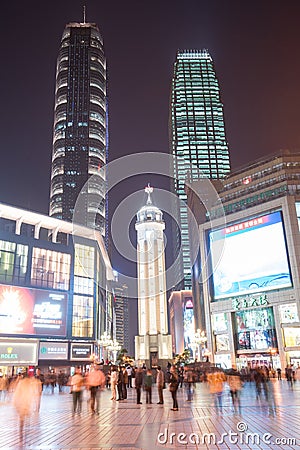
[114,280,130,353]
[50,19,107,236]
[135,185,172,365]
[170,49,231,289]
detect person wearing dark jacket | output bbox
[169,366,179,411]
[135,367,144,404]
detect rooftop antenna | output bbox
[83,5,86,23]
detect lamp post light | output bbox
[98,331,113,362]
[189,341,198,362]
[108,339,122,364]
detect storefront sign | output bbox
[71,343,92,360]
[0,340,38,365]
[39,342,68,360]
[232,294,268,311]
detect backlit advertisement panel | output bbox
[0,284,67,336]
[183,297,194,349]
[235,307,277,350]
[209,211,292,300]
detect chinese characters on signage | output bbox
[232,294,268,311]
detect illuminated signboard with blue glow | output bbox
[209,211,292,300]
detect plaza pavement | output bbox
[0,379,300,450]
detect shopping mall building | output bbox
[191,150,300,370]
[0,203,114,376]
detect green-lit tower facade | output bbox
[170,49,231,289]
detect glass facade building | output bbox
[0,202,114,372]
[50,21,107,236]
[170,50,230,289]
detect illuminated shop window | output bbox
[31,248,70,290]
[72,294,93,337]
[0,241,28,283]
[283,327,300,347]
[74,276,94,295]
[74,244,94,278]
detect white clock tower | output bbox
[135,185,172,366]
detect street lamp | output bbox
[107,339,121,363]
[98,331,113,362]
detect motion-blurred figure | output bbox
[227,366,243,414]
[86,363,105,414]
[207,369,226,414]
[12,373,40,437]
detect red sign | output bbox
[0,284,67,337]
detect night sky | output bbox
[1,0,300,271]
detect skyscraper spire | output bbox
[145,183,153,205]
[49,19,107,236]
[83,5,86,23]
[170,49,231,289]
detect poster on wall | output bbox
[209,211,292,300]
[182,297,195,349]
[235,307,277,350]
[215,334,230,352]
[283,328,300,347]
[0,284,67,336]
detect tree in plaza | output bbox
[174,349,191,366]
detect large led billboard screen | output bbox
[209,211,292,300]
[0,284,67,336]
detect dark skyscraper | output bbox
[170,49,231,289]
[49,19,107,236]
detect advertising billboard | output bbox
[209,211,292,300]
[0,284,67,336]
[71,343,92,360]
[235,307,277,351]
[0,340,38,365]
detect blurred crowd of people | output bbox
[2,360,300,438]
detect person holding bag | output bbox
[169,365,179,411]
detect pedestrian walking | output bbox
[0,374,9,402]
[86,363,105,414]
[110,366,119,400]
[12,372,40,437]
[70,367,84,415]
[226,366,243,414]
[184,366,194,401]
[277,367,282,380]
[135,367,144,404]
[121,366,128,399]
[156,366,165,404]
[126,365,133,388]
[144,369,153,404]
[207,369,226,414]
[169,365,179,411]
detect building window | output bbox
[31,248,70,290]
[72,294,93,337]
[74,244,94,278]
[0,240,28,284]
